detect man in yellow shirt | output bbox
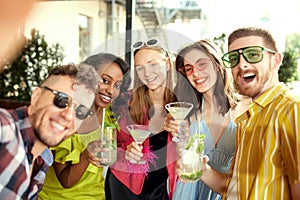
[198,27,300,199]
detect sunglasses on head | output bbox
[132,39,169,57]
[40,86,93,120]
[222,46,276,68]
[132,39,160,50]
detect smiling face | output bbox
[183,48,217,93]
[229,36,279,99]
[134,48,169,90]
[28,75,95,146]
[95,62,123,109]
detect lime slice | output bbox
[180,170,202,181]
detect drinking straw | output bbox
[101,108,105,140]
[198,113,201,136]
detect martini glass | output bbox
[165,102,194,142]
[126,124,152,164]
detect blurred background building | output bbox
[24,0,300,66]
[1,0,299,106]
[25,0,209,64]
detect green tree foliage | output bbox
[279,32,300,84]
[285,32,300,58]
[0,29,64,101]
[279,51,299,83]
[213,33,226,53]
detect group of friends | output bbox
[0,26,299,200]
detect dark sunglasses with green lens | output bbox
[40,86,93,120]
[222,46,276,68]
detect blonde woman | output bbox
[105,39,178,200]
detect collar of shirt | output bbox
[253,83,288,108]
[237,83,288,120]
[14,106,39,164]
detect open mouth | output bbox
[51,120,65,132]
[241,73,256,83]
[195,77,206,84]
[146,76,157,83]
[99,93,112,103]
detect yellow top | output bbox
[39,129,105,200]
[224,83,300,200]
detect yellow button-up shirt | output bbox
[224,83,300,200]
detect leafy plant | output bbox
[0,29,64,101]
[104,104,120,131]
[213,33,226,53]
[279,33,300,84]
[279,51,299,83]
[285,32,300,58]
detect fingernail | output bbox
[179,121,186,126]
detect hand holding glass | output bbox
[165,102,194,142]
[126,124,152,164]
[88,126,117,166]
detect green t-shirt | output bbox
[39,129,105,200]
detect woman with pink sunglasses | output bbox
[164,40,239,200]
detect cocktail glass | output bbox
[86,125,117,166]
[165,102,194,142]
[97,125,117,166]
[126,124,152,164]
[179,134,205,182]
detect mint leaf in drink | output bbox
[185,134,205,151]
[196,134,205,154]
[185,136,194,150]
[196,144,204,154]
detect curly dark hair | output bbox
[45,63,99,94]
[83,53,131,118]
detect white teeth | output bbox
[146,77,156,82]
[52,121,65,131]
[242,73,255,78]
[195,78,205,83]
[102,95,111,101]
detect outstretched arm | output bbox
[52,150,91,188]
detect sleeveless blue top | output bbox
[173,98,236,200]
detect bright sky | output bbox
[164,0,300,52]
[207,0,299,32]
[206,0,300,50]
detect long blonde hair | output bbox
[130,46,176,124]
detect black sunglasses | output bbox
[40,86,93,120]
[222,46,276,68]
